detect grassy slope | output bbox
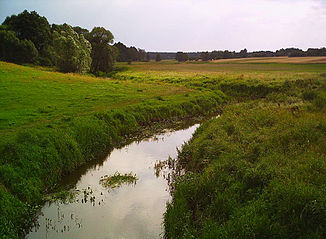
[154,62,326,238]
[0,62,190,134]
[165,101,326,238]
[0,62,225,239]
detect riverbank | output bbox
[26,122,201,239]
[164,81,326,238]
[0,62,225,238]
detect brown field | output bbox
[119,57,326,74]
[211,56,326,63]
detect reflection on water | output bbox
[27,124,199,239]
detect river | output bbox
[26,123,199,239]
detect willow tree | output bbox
[52,24,91,73]
[87,27,117,73]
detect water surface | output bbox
[27,124,199,239]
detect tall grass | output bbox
[164,93,326,238]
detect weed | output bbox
[100,172,138,189]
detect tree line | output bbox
[1,10,325,70]
[0,10,153,74]
[152,47,326,62]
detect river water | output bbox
[26,123,199,239]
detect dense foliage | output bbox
[148,47,326,61]
[3,10,51,55]
[0,28,38,64]
[114,42,147,62]
[87,27,117,74]
[52,24,92,73]
[176,52,189,62]
[0,10,118,73]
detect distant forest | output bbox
[1,10,325,75]
[114,47,326,62]
[148,47,326,61]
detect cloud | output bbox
[0,0,325,51]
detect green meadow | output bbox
[0,61,224,238]
[0,61,193,134]
[1,59,326,238]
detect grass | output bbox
[116,59,326,73]
[211,56,326,64]
[0,61,191,134]
[1,58,326,238]
[0,61,225,239]
[163,72,326,237]
[114,61,326,94]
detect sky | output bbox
[0,0,325,52]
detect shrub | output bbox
[0,30,38,64]
[302,91,317,101]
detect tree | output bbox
[176,52,188,62]
[146,52,151,62]
[3,10,51,56]
[210,51,220,60]
[128,47,139,61]
[155,53,161,62]
[138,49,146,61]
[222,50,233,59]
[114,42,130,62]
[200,51,210,61]
[289,50,306,57]
[239,48,248,58]
[114,42,148,62]
[73,26,89,36]
[87,27,117,73]
[0,28,38,64]
[52,24,92,73]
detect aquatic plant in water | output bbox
[100,172,138,189]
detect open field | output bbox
[116,59,326,74]
[1,60,326,238]
[212,56,326,63]
[0,62,192,134]
[114,60,326,98]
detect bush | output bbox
[37,57,53,67]
[0,30,38,64]
[302,91,317,101]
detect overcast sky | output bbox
[0,0,325,52]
